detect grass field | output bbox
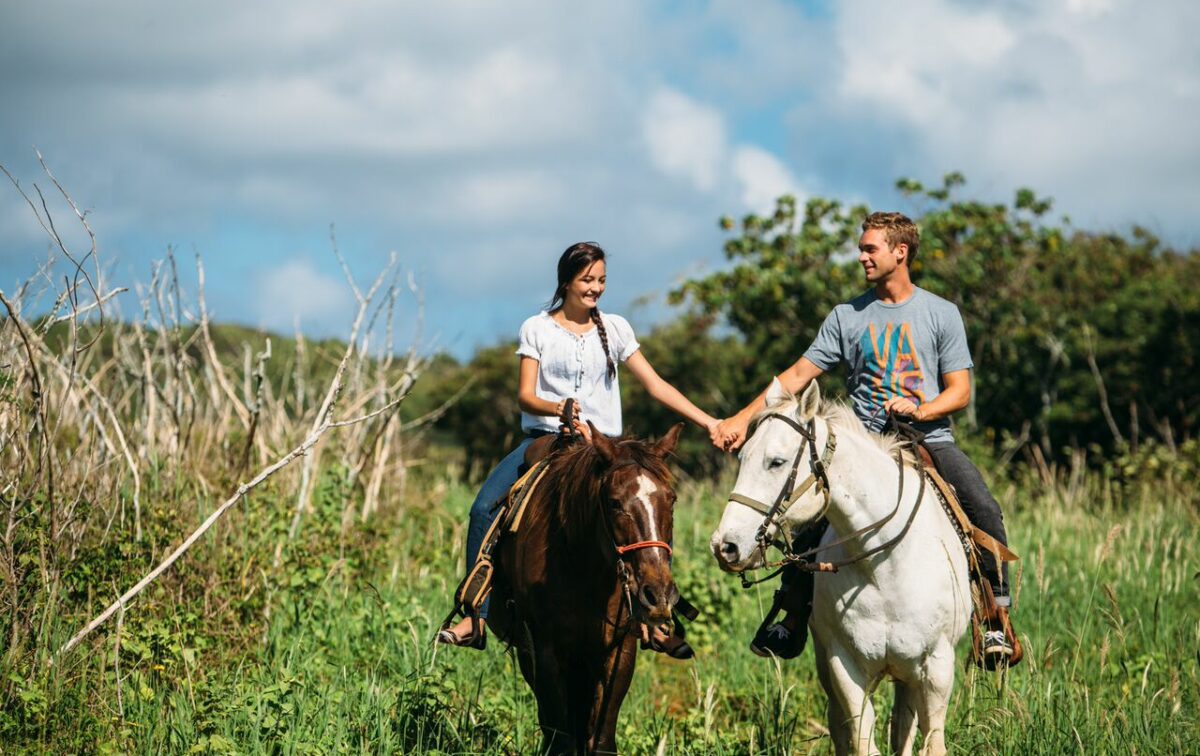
[4,453,1197,755]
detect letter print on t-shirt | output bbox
[861,322,928,405]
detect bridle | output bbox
[557,398,674,625]
[599,458,673,623]
[725,411,926,587]
[727,412,837,559]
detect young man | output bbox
[713,211,1020,669]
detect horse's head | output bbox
[711,378,831,572]
[590,422,684,626]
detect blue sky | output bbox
[2,0,1197,358]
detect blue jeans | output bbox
[465,435,539,619]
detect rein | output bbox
[726,412,926,588]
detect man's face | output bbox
[858,228,907,283]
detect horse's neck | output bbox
[821,424,935,558]
[547,485,617,575]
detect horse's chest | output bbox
[813,574,958,665]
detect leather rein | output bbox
[726,412,927,588]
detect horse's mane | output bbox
[752,399,918,465]
[526,436,674,547]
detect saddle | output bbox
[439,432,570,644]
[889,419,1022,667]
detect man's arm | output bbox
[713,357,826,450]
[882,368,970,422]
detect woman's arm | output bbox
[517,356,569,418]
[623,350,719,432]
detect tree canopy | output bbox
[433,175,1200,475]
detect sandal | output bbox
[641,618,695,660]
[435,622,487,650]
[642,633,694,659]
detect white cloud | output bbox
[641,89,804,215]
[642,88,728,191]
[838,0,1016,129]
[1067,0,1117,16]
[732,146,804,215]
[826,0,1200,235]
[255,259,355,335]
[453,171,564,222]
[1,0,1197,357]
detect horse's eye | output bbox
[768,457,788,470]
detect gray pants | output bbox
[925,442,1010,600]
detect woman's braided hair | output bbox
[590,307,616,381]
[548,242,616,381]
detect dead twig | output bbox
[56,372,414,658]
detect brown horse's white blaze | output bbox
[623,472,677,624]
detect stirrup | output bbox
[971,582,1023,669]
[749,587,808,659]
[437,551,496,649]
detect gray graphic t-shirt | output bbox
[802,287,974,444]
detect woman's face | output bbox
[564,260,606,310]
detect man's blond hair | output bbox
[863,211,920,265]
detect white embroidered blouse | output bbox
[516,311,640,437]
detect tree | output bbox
[673,175,1200,459]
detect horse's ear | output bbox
[765,377,793,409]
[798,380,821,420]
[589,421,618,464]
[653,423,685,457]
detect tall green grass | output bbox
[3,461,1197,754]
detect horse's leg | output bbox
[890,680,918,756]
[586,635,638,754]
[519,640,573,755]
[814,636,850,756]
[912,642,956,756]
[825,645,880,756]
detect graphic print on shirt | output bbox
[860,322,928,405]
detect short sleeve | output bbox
[605,314,640,362]
[802,309,844,371]
[516,315,541,360]
[938,306,974,374]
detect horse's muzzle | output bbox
[636,580,679,624]
[710,533,766,573]
[713,539,743,572]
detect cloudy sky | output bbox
[2,0,1197,357]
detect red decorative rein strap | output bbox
[616,540,672,556]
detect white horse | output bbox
[711,379,970,756]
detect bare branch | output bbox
[195,254,251,430]
[56,388,401,657]
[329,223,363,304]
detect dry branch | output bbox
[57,375,416,658]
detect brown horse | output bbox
[487,422,685,755]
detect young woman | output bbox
[437,241,720,649]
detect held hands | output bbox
[709,415,749,452]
